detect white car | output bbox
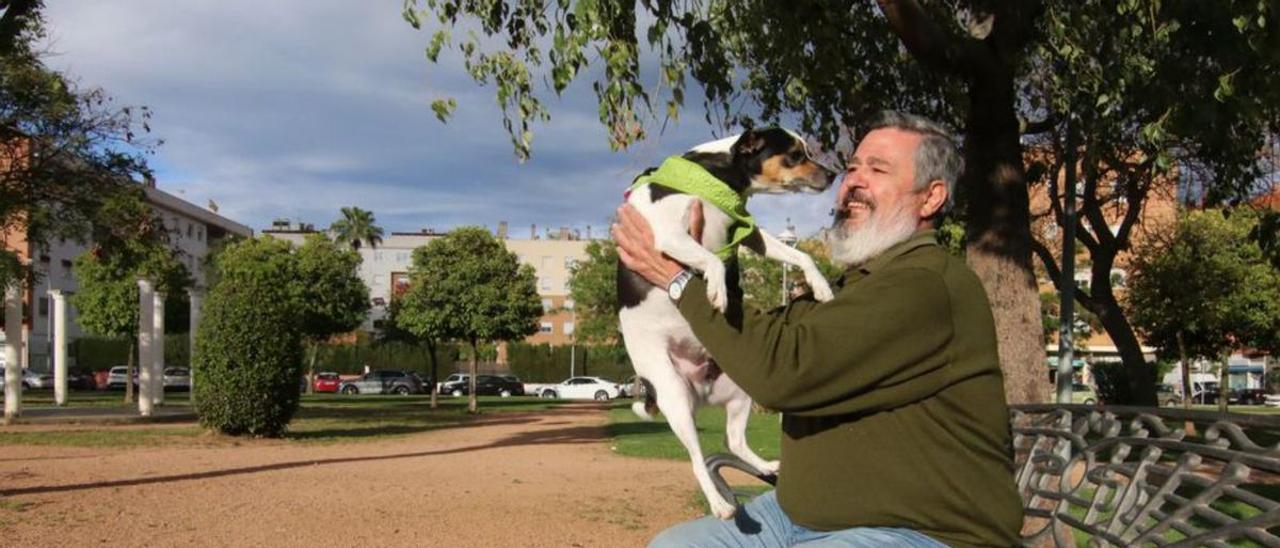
[538,376,622,401]
[163,367,191,390]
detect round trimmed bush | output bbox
[193,238,304,437]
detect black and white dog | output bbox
[617,128,836,519]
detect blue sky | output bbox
[40,1,839,239]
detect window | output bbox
[565,257,578,269]
[187,223,193,237]
[540,277,551,291]
[61,260,73,279]
[375,251,385,261]
[541,298,553,312]
[539,322,553,333]
[38,297,48,317]
[563,321,575,336]
[373,274,386,285]
[541,256,552,269]
[563,299,574,310]
[197,228,204,242]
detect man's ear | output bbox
[919,180,949,219]
[732,129,765,158]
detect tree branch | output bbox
[0,0,41,57]
[876,0,982,77]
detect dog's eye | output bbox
[788,151,804,164]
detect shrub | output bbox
[193,238,304,437]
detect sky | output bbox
[38,1,841,240]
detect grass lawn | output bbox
[606,404,781,461]
[19,389,193,409]
[0,393,564,447]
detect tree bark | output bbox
[468,338,478,414]
[427,339,439,410]
[125,340,134,404]
[879,0,1048,404]
[1219,350,1230,414]
[962,69,1048,405]
[305,344,317,395]
[1178,331,1194,435]
[1089,290,1156,405]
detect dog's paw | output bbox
[808,274,834,302]
[757,460,781,476]
[704,266,729,312]
[709,494,738,520]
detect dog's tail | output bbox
[629,377,659,421]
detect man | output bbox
[613,111,1023,547]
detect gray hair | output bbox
[867,110,962,216]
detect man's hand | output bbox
[612,201,704,287]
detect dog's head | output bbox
[729,128,836,195]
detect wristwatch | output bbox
[666,269,694,302]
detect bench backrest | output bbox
[1012,404,1280,547]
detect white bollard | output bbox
[4,284,23,422]
[152,291,165,406]
[137,279,154,417]
[50,290,68,406]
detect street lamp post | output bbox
[778,219,798,306]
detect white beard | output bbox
[826,200,919,268]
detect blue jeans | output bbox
[649,491,947,548]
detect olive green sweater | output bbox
[677,230,1023,547]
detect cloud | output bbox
[37,1,837,240]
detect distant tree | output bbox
[295,234,370,394]
[329,207,384,251]
[194,237,304,436]
[1026,1,1280,405]
[1126,209,1280,412]
[566,240,622,346]
[405,0,1280,405]
[738,239,841,312]
[0,2,157,290]
[400,227,541,413]
[389,282,452,409]
[71,191,190,404]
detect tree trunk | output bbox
[1219,350,1230,414]
[468,339,478,414]
[125,340,135,404]
[962,67,1048,405]
[306,344,317,396]
[1089,291,1157,405]
[1178,331,1194,435]
[427,339,439,410]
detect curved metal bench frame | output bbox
[706,404,1280,547]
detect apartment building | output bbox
[261,220,591,346]
[2,183,253,371]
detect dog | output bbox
[617,127,836,519]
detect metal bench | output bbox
[707,404,1280,547]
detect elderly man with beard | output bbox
[612,111,1023,548]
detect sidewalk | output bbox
[9,405,196,425]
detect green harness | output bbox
[627,156,755,260]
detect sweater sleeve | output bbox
[677,267,954,416]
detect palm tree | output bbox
[330,207,384,251]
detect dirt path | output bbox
[0,404,704,547]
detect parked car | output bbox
[67,369,97,390]
[312,372,342,393]
[163,367,191,390]
[538,376,622,401]
[22,369,54,389]
[618,375,647,399]
[105,366,137,389]
[1071,383,1099,405]
[448,374,525,397]
[338,370,424,395]
[1156,383,1183,407]
[1230,388,1267,406]
[439,373,470,395]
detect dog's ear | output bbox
[732,129,766,158]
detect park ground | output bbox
[0,394,772,547]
